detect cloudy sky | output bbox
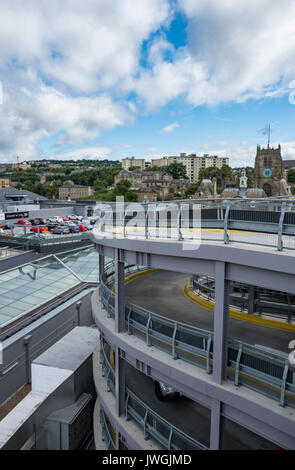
[0,0,295,166]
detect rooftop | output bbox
[0,247,99,331]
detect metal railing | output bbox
[191,277,295,323]
[92,198,295,251]
[100,339,115,396]
[98,264,295,408]
[125,388,208,450]
[100,407,116,450]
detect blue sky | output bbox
[0,0,295,167]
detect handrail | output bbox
[100,407,116,450]
[100,338,115,396]
[125,388,208,450]
[92,199,295,252]
[191,277,295,322]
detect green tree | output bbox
[288,169,295,184]
[165,163,187,179]
[199,165,233,182]
[185,183,200,198]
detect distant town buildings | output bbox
[11,161,32,171]
[58,184,94,200]
[115,168,190,202]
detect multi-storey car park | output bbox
[91,197,295,451]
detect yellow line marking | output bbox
[183,281,295,333]
[125,269,163,286]
[111,227,254,235]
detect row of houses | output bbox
[114,168,191,201]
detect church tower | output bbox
[253,144,284,196]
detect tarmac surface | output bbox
[125,270,294,353]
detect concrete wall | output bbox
[0,327,98,450]
[0,287,96,406]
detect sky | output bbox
[0,0,295,167]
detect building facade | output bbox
[253,145,290,197]
[114,169,190,201]
[0,174,11,188]
[151,154,229,182]
[58,184,94,200]
[122,157,145,171]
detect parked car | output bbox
[78,224,88,232]
[81,221,93,230]
[63,222,80,233]
[27,233,46,240]
[62,217,70,221]
[0,222,12,230]
[30,225,48,233]
[154,381,181,401]
[51,225,70,234]
[17,219,32,226]
[48,216,63,224]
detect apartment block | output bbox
[151,153,229,182]
[122,157,145,171]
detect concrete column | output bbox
[210,399,222,450]
[213,261,230,384]
[115,249,125,333]
[115,348,126,419]
[99,253,105,282]
[248,285,255,314]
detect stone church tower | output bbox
[253,144,285,196]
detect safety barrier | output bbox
[98,265,295,408]
[191,276,295,323]
[93,198,295,251]
[100,407,116,450]
[100,339,115,396]
[125,388,208,450]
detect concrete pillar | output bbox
[210,399,223,450]
[115,348,126,419]
[99,254,105,282]
[213,261,230,384]
[115,249,125,333]
[248,285,255,314]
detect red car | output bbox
[30,225,48,233]
[62,217,69,221]
[79,224,88,232]
[17,219,32,226]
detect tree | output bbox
[185,183,200,198]
[199,165,233,182]
[288,169,295,184]
[165,163,187,179]
[113,180,138,202]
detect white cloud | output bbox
[0,0,170,161]
[1,1,295,161]
[48,147,113,161]
[0,84,128,160]
[131,0,295,108]
[159,122,180,134]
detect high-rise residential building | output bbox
[151,153,229,182]
[122,157,145,171]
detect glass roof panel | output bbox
[0,247,99,328]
